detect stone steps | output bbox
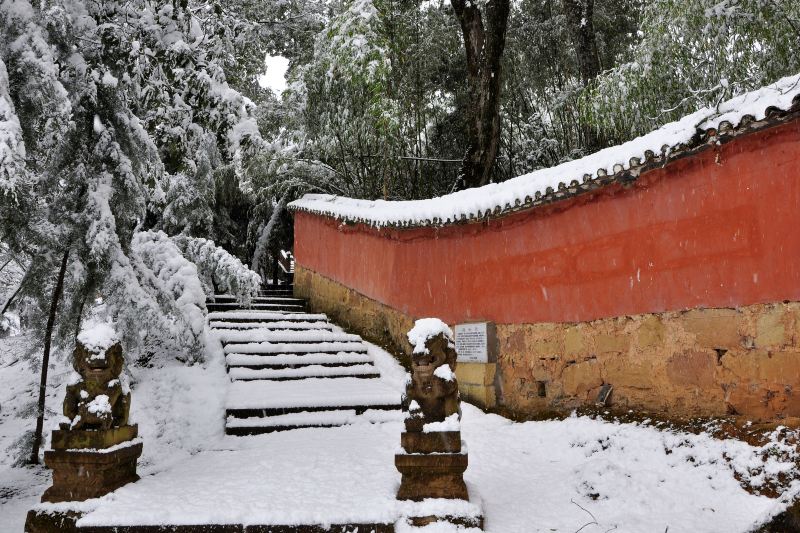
[223,341,368,355]
[207,302,306,313]
[225,351,375,370]
[225,377,401,411]
[208,320,334,331]
[207,289,401,435]
[225,408,404,435]
[258,285,294,297]
[211,294,301,303]
[228,363,381,381]
[217,329,362,344]
[208,311,327,322]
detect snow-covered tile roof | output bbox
[289,73,800,228]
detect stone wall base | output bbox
[294,266,416,363]
[456,363,497,410]
[296,266,800,422]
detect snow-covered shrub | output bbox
[107,231,207,363]
[0,58,26,194]
[172,235,261,304]
[0,312,20,338]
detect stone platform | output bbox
[26,511,394,533]
[26,423,482,532]
[41,425,142,503]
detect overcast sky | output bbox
[258,56,289,95]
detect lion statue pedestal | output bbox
[42,331,142,503]
[395,319,482,529]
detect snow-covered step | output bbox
[228,363,380,381]
[210,296,305,306]
[208,320,334,331]
[226,408,404,435]
[225,377,402,418]
[207,302,305,312]
[217,330,362,344]
[223,341,367,355]
[226,351,374,369]
[259,288,294,296]
[211,294,300,301]
[259,291,294,297]
[208,311,327,322]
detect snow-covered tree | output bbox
[0,0,270,463]
[172,234,261,304]
[0,0,262,360]
[581,0,800,144]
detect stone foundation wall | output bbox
[296,266,800,422]
[295,266,499,408]
[294,265,416,362]
[498,305,800,421]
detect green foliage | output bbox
[500,0,642,173]
[581,0,800,144]
[0,0,264,361]
[275,0,467,201]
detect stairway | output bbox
[207,284,402,436]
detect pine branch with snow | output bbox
[172,234,261,304]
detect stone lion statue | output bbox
[404,321,460,432]
[62,340,130,431]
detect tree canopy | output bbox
[1,0,798,361]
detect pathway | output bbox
[207,284,402,435]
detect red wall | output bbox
[294,121,800,325]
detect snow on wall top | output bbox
[289,74,800,228]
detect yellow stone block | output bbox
[459,382,497,409]
[637,316,665,348]
[564,327,586,355]
[756,307,787,348]
[456,362,496,386]
[595,333,629,353]
[682,308,742,348]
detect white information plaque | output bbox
[455,322,489,363]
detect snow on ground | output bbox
[2,334,797,532]
[0,334,74,532]
[0,331,228,532]
[64,399,793,532]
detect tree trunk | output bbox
[251,193,289,277]
[1,271,26,315]
[451,0,511,190]
[563,0,600,85]
[30,249,69,465]
[563,0,602,151]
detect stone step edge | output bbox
[229,362,377,377]
[226,361,373,371]
[226,408,403,429]
[209,323,335,331]
[226,353,374,370]
[230,373,382,382]
[226,403,401,419]
[226,351,372,362]
[219,339,363,347]
[210,295,302,300]
[207,305,306,310]
[225,359,372,372]
[223,345,368,355]
[207,313,326,321]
